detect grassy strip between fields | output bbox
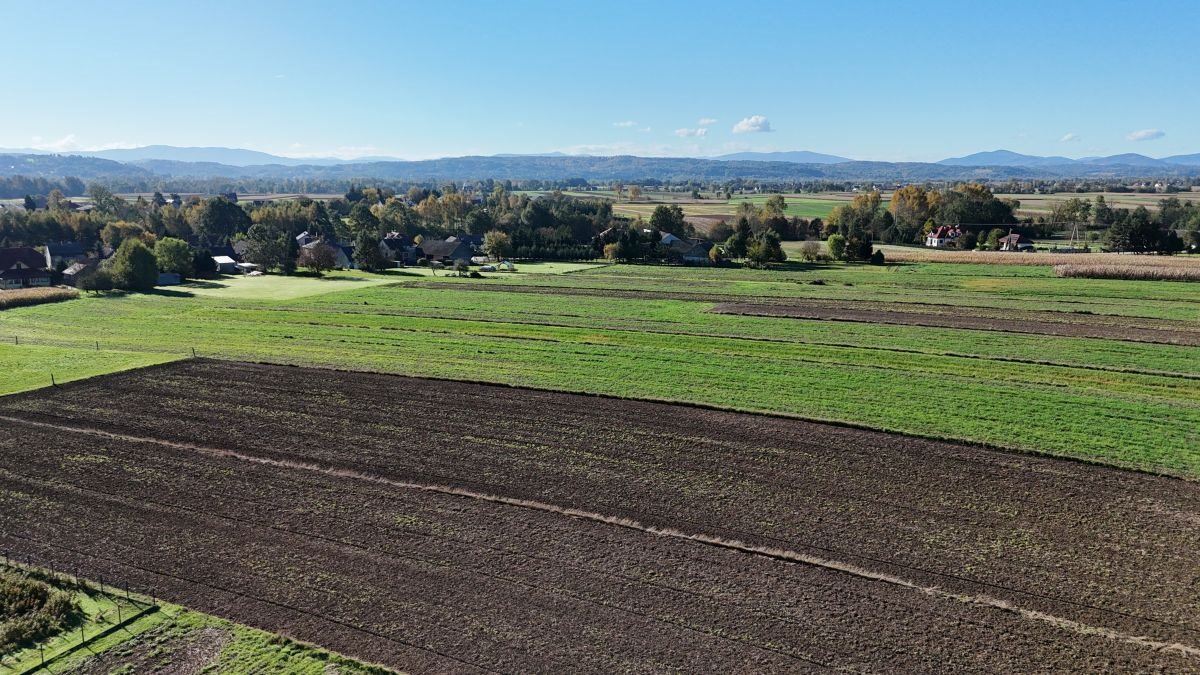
[0,560,391,674]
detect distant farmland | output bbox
[996,191,1200,217]
[554,190,871,230]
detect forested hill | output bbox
[3,152,1200,183]
[0,154,150,179]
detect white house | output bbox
[925,226,963,248]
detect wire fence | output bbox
[5,334,197,358]
[0,553,161,674]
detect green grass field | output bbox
[1,261,1197,477]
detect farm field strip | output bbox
[0,429,1104,672]
[399,281,1200,345]
[564,264,1200,319]
[5,413,1199,666]
[2,361,1199,670]
[3,281,1199,474]
[268,303,1200,381]
[709,301,1200,346]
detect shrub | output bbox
[799,241,821,261]
[0,571,81,653]
[416,257,429,267]
[869,249,886,265]
[78,268,114,293]
[826,234,847,261]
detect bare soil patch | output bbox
[72,625,232,674]
[1,360,1198,672]
[711,301,1200,345]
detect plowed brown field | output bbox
[1,360,1198,672]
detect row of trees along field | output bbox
[0,183,626,272]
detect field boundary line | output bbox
[2,413,1199,661]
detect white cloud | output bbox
[640,126,652,133]
[674,127,708,138]
[1126,128,1165,142]
[732,115,772,134]
[29,134,138,152]
[612,121,637,128]
[30,134,79,151]
[1059,132,1080,143]
[697,117,717,126]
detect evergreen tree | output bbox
[353,230,386,271]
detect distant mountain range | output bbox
[0,145,393,167]
[938,149,1200,168]
[710,151,850,164]
[2,145,1200,183]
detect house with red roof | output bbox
[924,225,964,248]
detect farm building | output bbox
[44,241,90,268]
[62,260,100,287]
[0,247,52,289]
[925,226,964,248]
[212,256,239,274]
[417,239,474,264]
[663,236,715,265]
[999,233,1035,252]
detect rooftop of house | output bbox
[417,239,472,258]
[0,247,48,271]
[45,241,87,256]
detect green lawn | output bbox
[180,262,606,300]
[1,262,1197,477]
[0,343,179,395]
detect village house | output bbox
[925,226,964,248]
[381,234,415,265]
[416,238,474,264]
[661,232,715,265]
[300,240,354,269]
[0,247,52,289]
[44,241,90,269]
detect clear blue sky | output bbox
[3,0,1196,161]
